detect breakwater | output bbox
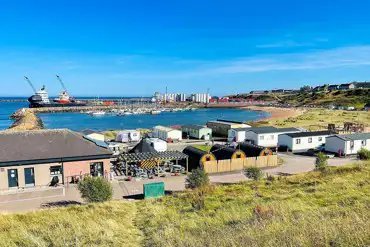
[8,109,44,131]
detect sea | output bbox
[0,98,270,131]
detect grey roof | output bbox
[246,127,300,134]
[328,133,370,141]
[182,124,209,130]
[81,129,102,136]
[231,127,251,132]
[284,131,334,138]
[129,139,156,153]
[0,129,112,165]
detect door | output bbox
[24,168,35,187]
[7,169,18,188]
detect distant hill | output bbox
[229,88,370,108]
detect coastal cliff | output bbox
[7,108,44,131]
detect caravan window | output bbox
[259,135,264,140]
[296,139,301,144]
[308,138,312,143]
[350,141,354,149]
[362,140,367,146]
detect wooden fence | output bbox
[203,155,278,173]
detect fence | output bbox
[203,155,278,173]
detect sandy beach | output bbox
[241,106,305,121]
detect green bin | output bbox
[143,182,165,199]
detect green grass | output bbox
[1,162,370,246]
[192,145,212,152]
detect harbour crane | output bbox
[55,74,68,93]
[24,76,37,93]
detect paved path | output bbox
[265,153,358,175]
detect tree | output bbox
[78,177,113,203]
[244,166,264,181]
[186,169,210,189]
[315,153,328,171]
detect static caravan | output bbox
[245,127,302,148]
[207,120,250,137]
[153,126,182,142]
[228,127,251,142]
[182,124,212,140]
[115,130,141,143]
[278,131,333,153]
[325,133,370,155]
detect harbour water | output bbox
[0,101,270,131]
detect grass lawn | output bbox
[1,161,369,246]
[192,145,212,152]
[265,108,370,130]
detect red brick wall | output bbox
[63,159,111,182]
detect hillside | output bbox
[230,88,370,108]
[1,162,369,246]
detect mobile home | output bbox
[182,124,212,140]
[278,131,333,153]
[245,127,302,148]
[153,126,182,142]
[325,133,370,155]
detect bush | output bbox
[78,176,113,203]
[244,166,264,181]
[186,169,210,189]
[315,152,328,171]
[357,148,370,160]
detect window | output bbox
[50,166,62,175]
[296,139,301,144]
[350,141,354,149]
[270,135,274,140]
[90,162,104,177]
[308,137,312,143]
[318,137,322,142]
[362,140,367,146]
[259,135,264,140]
[236,154,241,159]
[206,156,211,161]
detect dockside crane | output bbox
[55,74,68,93]
[24,76,37,93]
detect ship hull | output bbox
[29,102,87,108]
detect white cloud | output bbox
[111,45,370,79]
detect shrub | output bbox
[357,148,370,160]
[315,152,328,171]
[244,166,264,181]
[78,176,113,203]
[186,168,210,189]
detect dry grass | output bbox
[137,162,370,247]
[1,162,370,246]
[263,108,370,130]
[0,201,142,247]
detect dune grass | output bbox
[265,108,370,130]
[0,201,142,247]
[137,162,370,247]
[1,162,369,246]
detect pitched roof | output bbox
[129,139,157,153]
[81,129,102,136]
[153,126,179,132]
[284,131,334,138]
[0,129,112,165]
[231,127,252,132]
[329,133,370,141]
[182,124,210,130]
[246,127,300,134]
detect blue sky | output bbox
[1,0,370,96]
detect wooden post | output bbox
[186,157,189,174]
[125,162,128,177]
